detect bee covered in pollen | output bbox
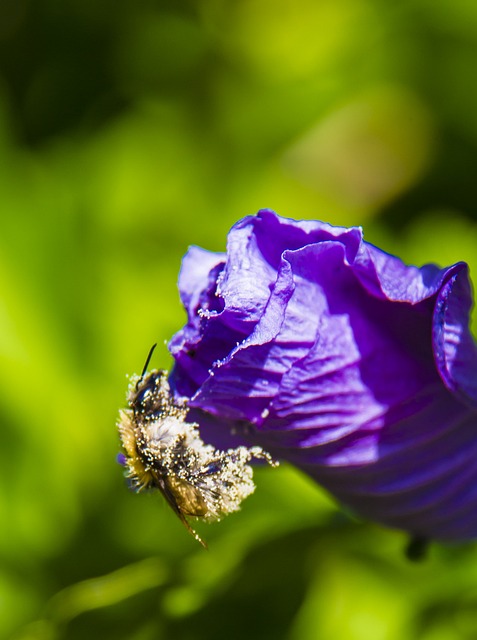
[118,345,277,547]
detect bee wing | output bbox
[167,475,209,517]
[152,472,208,549]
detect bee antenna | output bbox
[139,343,157,382]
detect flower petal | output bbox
[168,209,477,542]
[433,264,477,407]
[353,240,454,303]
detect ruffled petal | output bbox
[187,253,296,422]
[169,247,227,397]
[177,245,226,324]
[352,239,453,303]
[169,209,477,542]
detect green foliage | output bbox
[2,0,477,638]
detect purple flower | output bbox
[168,209,477,542]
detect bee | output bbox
[118,345,276,547]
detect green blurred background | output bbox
[3,1,477,638]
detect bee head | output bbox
[130,370,167,420]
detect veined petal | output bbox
[169,209,477,542]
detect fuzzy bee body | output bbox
[118,360,276,547]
